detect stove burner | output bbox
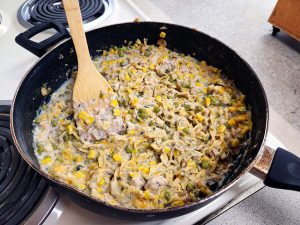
[0,104,49,225]
[18,0,114,30]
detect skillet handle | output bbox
[15,22,70,57]
[264,148,300,191]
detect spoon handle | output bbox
[62,0,91,67]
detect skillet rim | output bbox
[10,21,269,214]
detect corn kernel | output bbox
[142,167,150,174]
[87,150,96,159]
[78,111,95,125]
[159,31,166,38]
[172,200,184,207]
[66,124,74,134]
[131,98,138,107]
[155,95,162,102]
[129,172,136,178]
[113,154,122,162]
[162,146,171,154]
[188,73,194,79]
[142,67,148,72]
[78,184,86,190]
[74,155,84,163]
[200,60,207,67]
[138,165,144,171]
[195,113,204,122]
[149,160,156,165]
[187,159,196,168]
[202,88,207,94]
[62,149,73,161]
[177,126,184,131]
[74,171,85,179]
[228,118,236,126]
[97,178,105,186]
[232,138,240,147]
[96,187,103,193]
[235,115,247,121]
[217,86,225,94]
[196,82,202,87]
[241,126,250,134]
[228,107,236,112]
[127,129,135,135]
[144,190,151,200]
[85,116,95,125]
[149,64,155,70]
[205,97,211,107]
[174,150,180,157]
[66,177,73,185]
[89,162,98,170]
[124,74,131,81]
[78,111,89,120]
[218,124,226,133]
[113,109,121,116]
[41,156,52,165]
[200,187,213,195]
[52,165,65,173]
[198,69,205,76]
[110,99,119,107]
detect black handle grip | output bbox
[15,22,70,57]
[264,147,300,191]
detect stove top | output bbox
[0,0,289,224]
[17,0,114,30]
[0,103,59,225]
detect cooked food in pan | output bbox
[33,38,252,209]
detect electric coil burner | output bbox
[0,103,58,225]
[17,0,114,30]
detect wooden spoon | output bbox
[62,0,111,103]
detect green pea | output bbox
[118,51,124,57]
[34,119,40,125]
[183,83,191,88]
[183,127,189,134]
[125,145,132,154]
[202,161,209,169]
[137,108,148,120]
[183,104,191,111]
[165,190,171,201]
[63,135,70,142]
[42,104,47,110]
[51,120,57,127]
[153,106,160,113]
[37,143,44,154]
[149,121,155,126]
[186,183,195,192]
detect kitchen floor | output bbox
[150,0,300,133]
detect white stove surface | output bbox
[0,1,285,224]
[0,0,153,100]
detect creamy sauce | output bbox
[33,39,252,209]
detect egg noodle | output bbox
[33,36,252,209]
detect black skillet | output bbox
[11,21,300,220]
